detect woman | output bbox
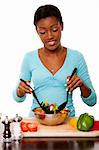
[13,4,97,117]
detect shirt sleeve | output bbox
[13,53,31,102]
[76,52,97,106]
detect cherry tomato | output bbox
[27,123,38,132]
[20,122,28,132]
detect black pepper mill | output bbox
[2,116,12,143]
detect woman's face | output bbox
[36,16,63,51]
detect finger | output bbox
[20,79,32,90]
[19,82,32,93]
[67,75,77,85]
[67,76,70,82]
[25,81,33,92]
[26,80,30,85]
[69,80,83,92]
[18,85,31,94]
[67,77,79,90]
[21,81,32,90]
[17,87,26,95]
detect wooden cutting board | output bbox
[21,118,99,138]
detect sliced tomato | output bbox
[26,122,38,132]
[20,122,28,132]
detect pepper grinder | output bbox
[2,116,12,143]
[12,114,22,141]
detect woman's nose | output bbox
[47,30,53,39]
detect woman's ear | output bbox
[61,23,64,31]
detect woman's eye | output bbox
[39,31,46,35]
[52,28,58,32]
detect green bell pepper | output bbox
[77,113,94,131]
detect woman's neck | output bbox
[43,45,64,56]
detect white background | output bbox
[0,0,98,119]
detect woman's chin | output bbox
[45,45,60,51]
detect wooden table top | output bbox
[0,137,99,150]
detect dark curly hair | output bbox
[34,4,63,27]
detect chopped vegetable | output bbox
[34,108,46,119]
[20,122,28,132]
[20,121,38,132]
[38,112,45,119]
[77,113,94,131]
[44,99,49,107]
[27,123,38,132]
[41,100,59,113]
[49,104,55,111]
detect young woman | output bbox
[13,4,97,117]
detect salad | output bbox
[34,100,69,114]
[41,100,58,113]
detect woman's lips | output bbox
[47,40,56,46]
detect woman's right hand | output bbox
[17,80,32,97]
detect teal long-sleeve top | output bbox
[13,48,97,117]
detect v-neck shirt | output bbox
[13,48,97,117]
[38,48,67,76]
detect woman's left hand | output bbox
[67,75,83,92]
